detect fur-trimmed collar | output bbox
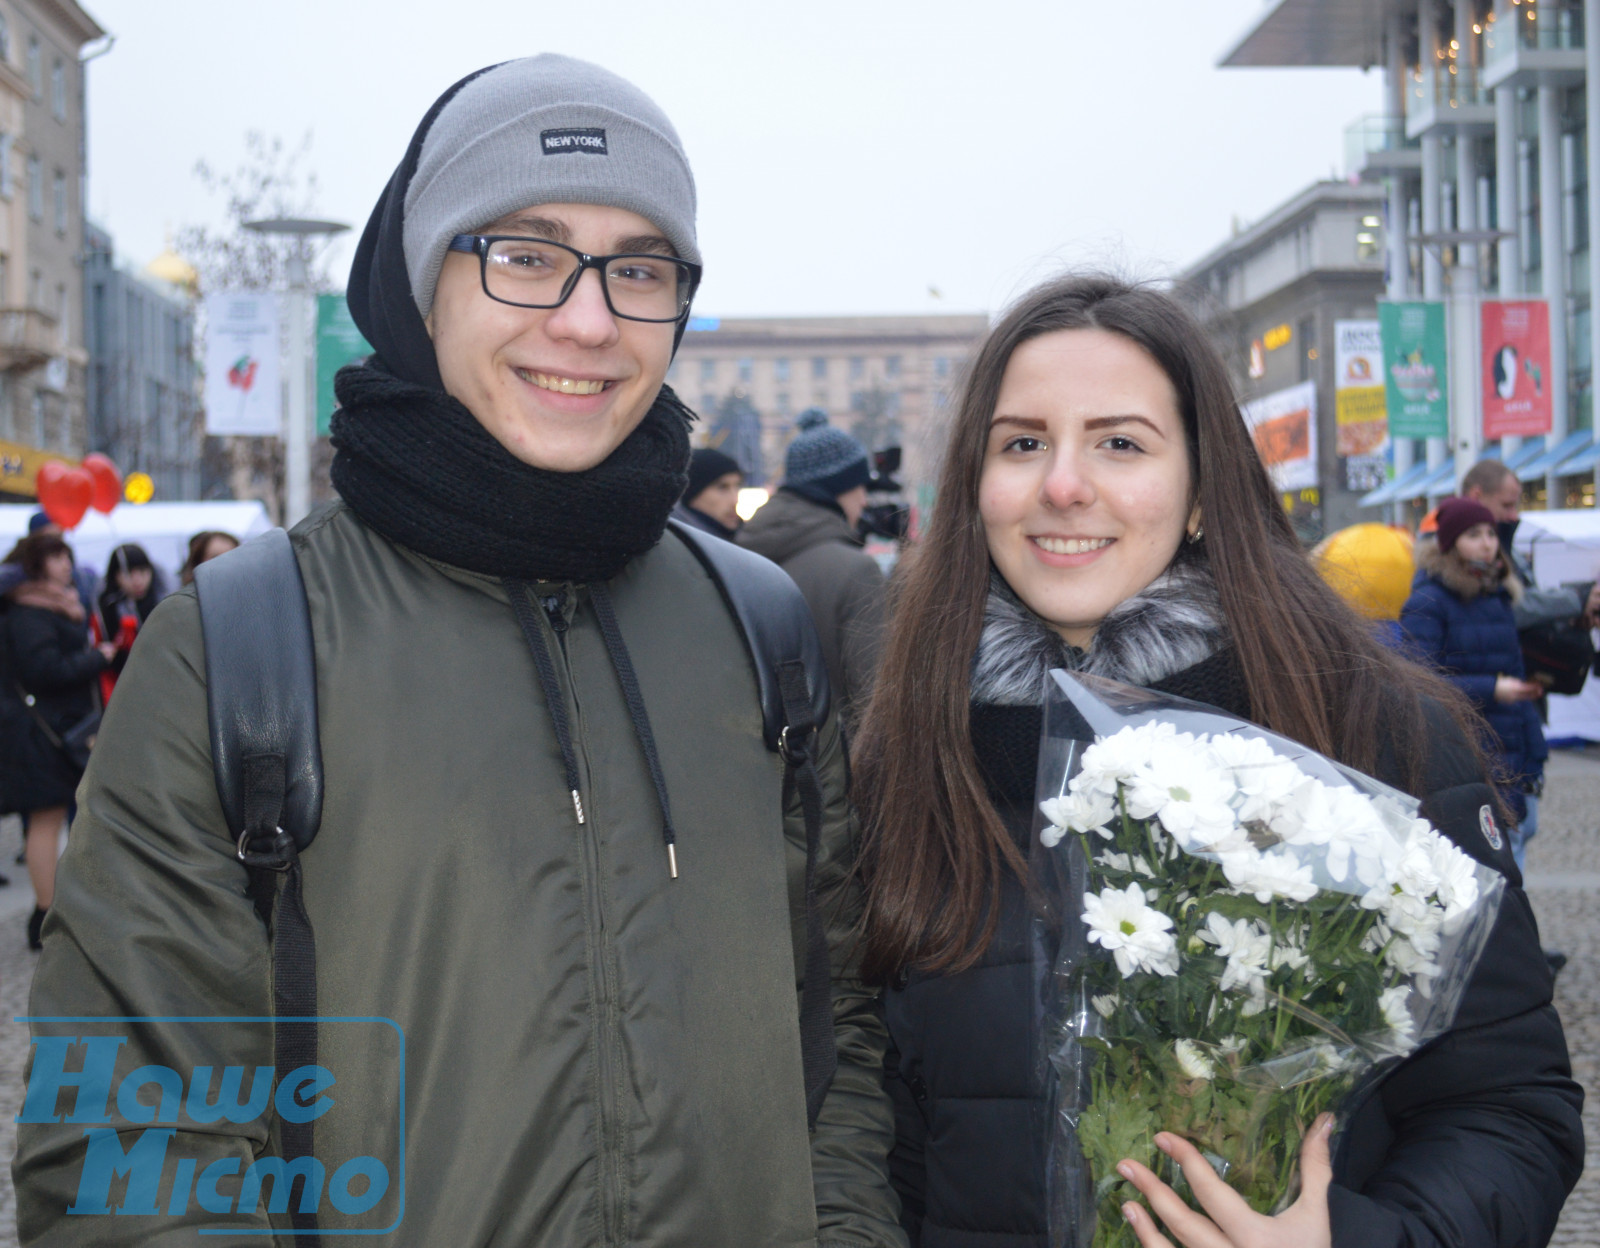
[1416,536,1523,603]
[970,558,1228,706]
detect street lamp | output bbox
[242,216,350,526]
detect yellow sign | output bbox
[0,438,76,499]
[1263,324,1293,351]
[124,472,155,505]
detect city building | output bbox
[0,0,104,501]
[84,222,202,501]
[1178,180,1390,539]
[1222,0,1600,514]
[668,313,989,510]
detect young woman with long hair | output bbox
[854,275,1582,1248]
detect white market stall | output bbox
[1515,509,1600,744]
[0,501,272,585]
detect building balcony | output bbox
[0,307,59,372]
[1406,65,1497,138]
[1345,114,1421,181]
[1484,2,1585,89]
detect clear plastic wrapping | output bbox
[1030,672,1506,1248]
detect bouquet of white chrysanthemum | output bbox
[1032,673,1504,1248]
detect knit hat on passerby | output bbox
[1435,497,1497,554]
[402,54,699,319]
[685,447,741,503]
[783,409,871,503]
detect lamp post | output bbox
[241,216,349,526]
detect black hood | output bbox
[345,64,503,394]
[1498,517,1520,555]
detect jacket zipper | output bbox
[541,586,626,1246]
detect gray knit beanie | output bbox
[784,408,872,500]
[403,54,698,318]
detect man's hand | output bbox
[1117,1115,1333,1248]
[1496,675,1544,703]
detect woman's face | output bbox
[42,549,72,587]
[979,328,1194,649]
[116,566,152,599]
[1454,522,1499,564]
[202,535,238,563]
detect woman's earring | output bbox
[1186,525,1204,545]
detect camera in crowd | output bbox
[858,446,910,542]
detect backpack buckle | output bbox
[779,723,815,765]
[237,826,296,872]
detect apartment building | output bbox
[1224,0,1600,511]
[0,0,103,501]
[668,313,988,507]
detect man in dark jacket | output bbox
[740,409,886,728]
[15,56,903,1248]
[672,445,744,540]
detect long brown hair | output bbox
[856,274,1486,983]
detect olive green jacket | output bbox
[14,502,905,1248]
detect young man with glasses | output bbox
[16,55,904,1248]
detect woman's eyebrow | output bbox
[991,415,1048,431]
[1083,414,1165,436]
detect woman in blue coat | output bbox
[1401,496,1547,840]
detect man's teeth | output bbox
[518,369,608,395]
[1036,537,1113,555]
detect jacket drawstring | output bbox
[504,579,680,878]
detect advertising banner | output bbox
[317,293,372,437]
[203,293,281,437]
[1242,379,1318,492]
[1481,299,1552,440]
[1334,320,1388,491]
[1379,301,1448,439]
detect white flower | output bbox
[1199,912,1273,994]
[1423,830,1482,923]
[1390,841,1443,902]
[1091,993,1119,1018]
[1122,740,1241,852]
[1175,1039,1215,1081]
[1208,733,1306,823]
[1383,933,1440,989]
[1273,927,1311,974]
[1040,787,1118,845]
[1094,851,1155,878]
[1219,848,1319,904]
[1379,985,1415,1045]
[1275,780,1389,883]
[1082,882,1180,979]
[1217,1034,1249,1059]
[1076,723,1183,799]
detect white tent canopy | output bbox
[1514,510,1600,742]
[0,501,272,584]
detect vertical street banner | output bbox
[1379,301,1448,439]
[317,293,373,437]
[1480,299,1552,440]
[1334,319,1388,491]
[203,292,281,437]
[1242,380,1318,492]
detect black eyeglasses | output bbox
[447,234,701,323]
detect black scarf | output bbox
[330,62,690,584]
[331,363,691,583]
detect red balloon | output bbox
[82,452,122,514]
[36,461,92,530]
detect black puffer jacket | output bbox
[3,600,106,810]
[883,648,1584,1248]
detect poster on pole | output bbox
[1481,299,1552,439]
[1334,319,1388,490]
[1242,380,1318,492]
[204,293,281,437]
[1379,300,1448,439]
[316,293,372,437]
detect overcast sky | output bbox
[84,0,1381,319]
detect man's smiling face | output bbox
[426,202,678,472]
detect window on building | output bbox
[812,357,827,379]
[29,267,40,310]
[50,57,63,120]
[885,355,901,378]
[25,36,38,95]
[774,357,790,382]
[30,390,43,445]
[0,134,13,200]
[25,154,39,220]
[738,358,753,383]
[1356,213,1383,262]
[55,281,65,344]
[0,255,11,305]
[0,15,12,64]
[51,168,64,234]
[849,357,864,380]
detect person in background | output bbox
[0,512,97,617]
[739,408,887,728]
[177,529,239,585]
[1401,496,1547,872]
[2,534,113,949]
[672,446,744,539]
[95,543,164,689]
[1311,523,1415,647]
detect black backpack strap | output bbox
[668,521,838,1127]
[195,528,324,1243]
